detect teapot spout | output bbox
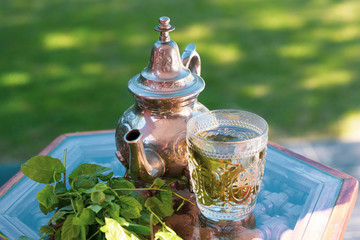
[124,129,165,181]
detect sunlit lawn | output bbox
[1,0,360,163]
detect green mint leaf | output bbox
[36,184,59,209]
[50,205,74,223]
[80,225,87,240]
[54,229,61,240]
[39,225,54,235]
[131,191,145,205]
[138,211,156,226]
[87,205,102,214]
[55,181,67,194]
[145,197,167,219]
[59,205,74,211]
[155,225,183,240]
[105,194,115,202]
[73,208,96,226]
[98,172,114,181]
[109,178,135,195]
[74,197,85,214]
[118,195,142,219]
[50,210,67,223]
[72,175,97,189]
[61,215,81,240]
[91,191,106,204]
[21,155,65,184]
[69,164,110,179]
[165,176,188,187]
[107,202,120,222]
[27,158,186,240]
[125,222,151,236]
[151,178,165,189]
[145,187,173,218]
[100,217,140,240]
[155,231,183,240]
[19,236,37,240]
[95,217,105,225]
[105,216,151,236]
[39,203,54,215]
[116,217,129,226]
[78,182,108,194]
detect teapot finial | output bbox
[155,16,175,42]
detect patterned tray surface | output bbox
[0,132,342,239]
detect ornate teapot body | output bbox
[115,17,208,180]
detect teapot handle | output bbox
[181,43,201,76]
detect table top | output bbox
[0,130,358,240]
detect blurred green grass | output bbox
[1,0,360,163]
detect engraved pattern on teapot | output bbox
[153,49,172,72]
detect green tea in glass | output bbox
[186,110,268,222]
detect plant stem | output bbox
[109,188,121,200]
[88,229,100,240]
[112,187,194,205]
[70,198,77,215]
[63,148,67,187]
[150,213,154,240]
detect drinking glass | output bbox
[186,109,268,222]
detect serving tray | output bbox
[0,130,357,240]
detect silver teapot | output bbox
[115,17,208,181]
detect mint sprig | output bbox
[20,151,189,240]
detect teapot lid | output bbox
[128,17,205,100]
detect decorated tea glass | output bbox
[186,109,268,222]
